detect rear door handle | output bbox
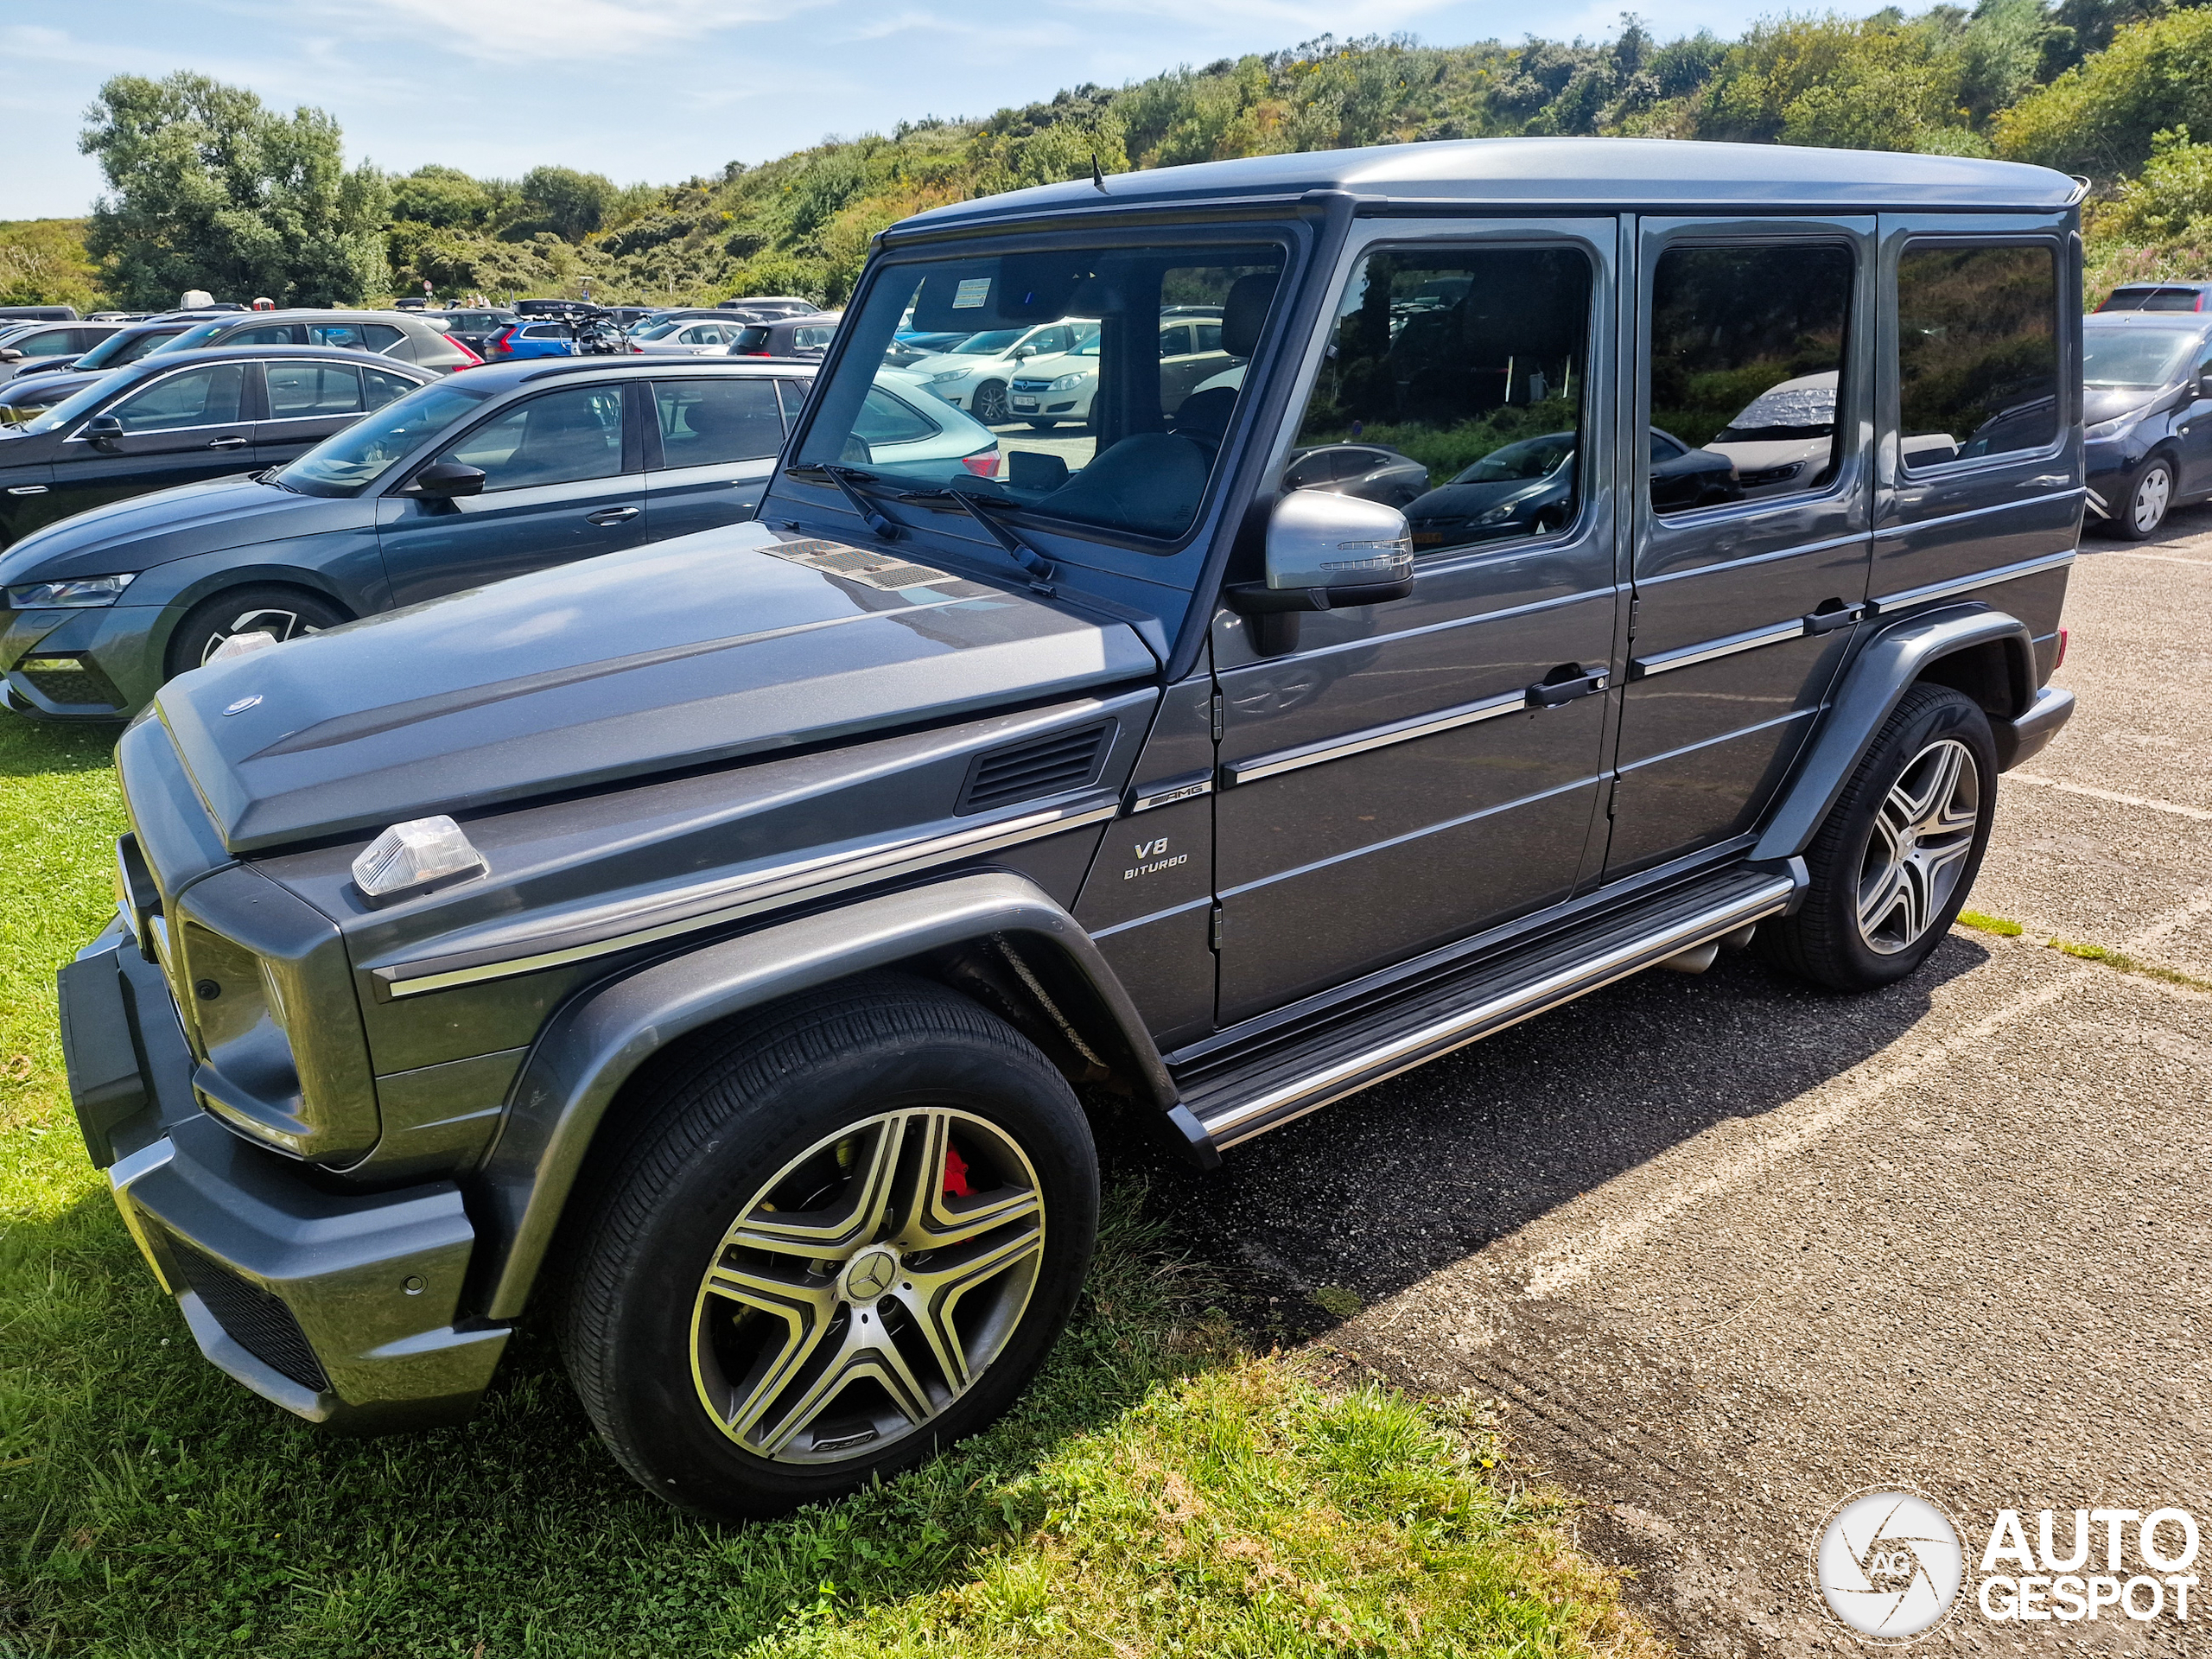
[1525,665,1610,708]
[586,506,641,524]
[1802,603,1864,636]
[209,435,248,449]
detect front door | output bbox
[1211,225,1622,1024]
[40,360,259,529]
[644,376,786,539]
[375,381,646,607]
[1605,219,1876,877]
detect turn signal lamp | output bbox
[352,816,487,903]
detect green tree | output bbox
[0,219,109,311]
[79,72,389,308]
[513,165,619,241]
[1995,5,2212,175]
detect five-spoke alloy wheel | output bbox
[560,974,1098,1519]
[164,584,347,681]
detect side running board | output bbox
[1178,867,1798,1154]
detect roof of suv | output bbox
[898,137,2083,235]
[485,356,818,391]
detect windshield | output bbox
[274,380,491,497]
[1455,434,1575,483]
[14,375,127,435]
[796,242,1283,544]
[2083,327,2201,389]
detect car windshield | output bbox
[150,321,229,354]
[273,380,492,496]
[2082,327,2201,389]
[1455,434,1575,483]
[10,375,128,435]
[795,240,1284,544]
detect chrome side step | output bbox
[1180,868,1799,1154]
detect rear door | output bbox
[644,376,787,539]
[1211,223,1623,1022]
[375,380,647,606]
[40,360,260,525]
[1604,217,1876,878]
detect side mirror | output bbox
[0,348,20,363]
[405,461,486,499]
[1224,490,1414,652]
[83,414,124,449]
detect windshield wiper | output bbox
[902,484,1055,584]
[785,461,902,540]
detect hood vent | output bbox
[957,721,1113,815]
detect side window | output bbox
[230,324,302,346]
[105,365,247,433]
[362,323,405,352]
[792,326,835,352]
[1648,243,1853,513]
[362,368,417,410]
[654,378,785,467]
[436,385,626,491]
[1158,325,1192,359]
[1291,245,1592,555]
[16,329,74,359]
[1195,321,1223,354]
[267,362,365,417]
[307,322,367,351]
[1897,244,2060,468]
[853,386,940,447]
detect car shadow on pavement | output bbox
[1109,933,1993,1347]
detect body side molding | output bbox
[474,871,1173,1320]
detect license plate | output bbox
[1012,397,1038,410]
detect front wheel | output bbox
[972,381,1010,425]
[162,584,347,681]
[558,974,1099,1520]
[2114,454,2175,540]
[1757,683,1996,991]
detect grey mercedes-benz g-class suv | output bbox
[60,138,2080,1519]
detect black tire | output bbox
[558,973,1099,1520]
[162,585,347,681]
[2113,454,2176,540]
[972,381,1010,425]
[1756,683,1997,992]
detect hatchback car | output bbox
[725,314,844,363]
[1404,429,1737,548]
[2095,282,2212,314]
[0,359,842,718]
[0,346,435,553]
[149,309,479,373]
[2081,311,2212,538]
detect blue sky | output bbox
[4,0,1897,221]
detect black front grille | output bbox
[957,722,1112,815]
[16,656,124,711]
[166,1239,330,1393]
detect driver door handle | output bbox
[587,505,641,524]
[209,435,249,449]
[1525,665,1609,708]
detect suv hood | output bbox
[0,474,364,585]
[156,521,1155,853]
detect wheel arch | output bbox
[1751,601,2051,863]
[473,870,1181,1321]
[156,570,362,676]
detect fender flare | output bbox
[474,870,1177,1319]
[1751,602,2051,863]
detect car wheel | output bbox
[1756,684,1996,992]
[973,382,1011,426]
[2115,454,2175,540]
[1026,419,1058,430]
[558,973,1099,1520]
[162,585,348,681]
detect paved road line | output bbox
[2099,550,2212,567]
[2007,770,2212,820]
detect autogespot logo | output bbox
[1813,1489,1967,1642]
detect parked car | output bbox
[718,296,818,317]
[0,304,78,323]
[724,313,843,362]
[427,308,518,356]
[909,319,1096,424]
[0,372,95,424]
[0,321,129,385]
[480,317,589,362]
[2095,282,2212,314]
[2080,310,2212,539]
[0,344,437,558]
[631,315,749,356]
[63,139,2080,1529]
[1005,313,1234,428]
[0,359,824,718]
[1405,429,1736,548]
[11,314,224,385]
[1700,369,1840,496]
[146,309,480,373]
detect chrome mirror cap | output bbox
[1264,488,1414,592]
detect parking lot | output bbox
[1154,512,2212,1654]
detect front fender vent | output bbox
[957,721,1113,816]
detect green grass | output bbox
[1955,910,2023,937]
[2047,937,2212,994]
[0,710,1655,1657]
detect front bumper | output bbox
[1,601,161,721]
[59,926,509,1432]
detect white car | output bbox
[1007,311,1237,429]
[1700,369,1842,497]
[906,320,1096,426]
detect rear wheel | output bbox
[162,585,346,681]
[558,975,1099,1520]
[1757,684,1996,991]
[2115,454,2175,540]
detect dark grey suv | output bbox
[61,140,2081,1522]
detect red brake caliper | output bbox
[941,1143,975,1199]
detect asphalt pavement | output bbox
[1151,509,2212,1655]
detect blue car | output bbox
[481,318,584,361]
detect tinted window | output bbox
[363,368,417,410]
[522,325,566,340]
[108,364,246,433]
[655,378,784,467]
[440,385,626,491]
[276,380,490,496]
[731,327,772,353]
[790,325,836,352]
[1195,322,1223,353]
[267,361,365,417]
[854,387,938,445]
[1648,243,1853,512]
[228,324,301,346]
[1158,326,1192,358]
[1897,244,2059,469]
[1294,245,1591,554]
[2143,288,2205,313]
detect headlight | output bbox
[2085,415,2133,441]
[1047,372,1088,391]
[927,369,968,385]
[1477,495,1534,524]
[6,572,137,608]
